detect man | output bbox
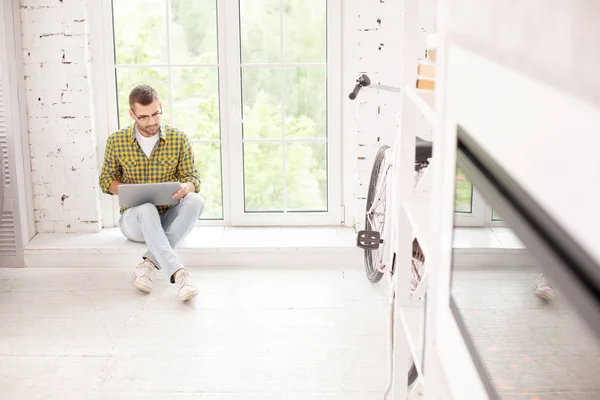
[99,84,204,301]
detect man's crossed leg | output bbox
[120,193,204,301]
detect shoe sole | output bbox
[534,289,554,302]
[133,281,152,293]
[179,290,198,302]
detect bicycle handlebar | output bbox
[349,83,362,100]
[348,74,371,100]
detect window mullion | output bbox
[280,0,288,213]
[279,0,288,213]
[224,0,245,224]
[164,0,175,126]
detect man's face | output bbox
[130,100,162,137]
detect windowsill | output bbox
[24,226,362,267]
[454,226,524,251]
[453,227,531,268]
[23,226,527,268]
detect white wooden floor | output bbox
[0,265,393,399]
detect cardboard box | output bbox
[426,49,437,63]
[416,79,435,90]
[417,63,435,78]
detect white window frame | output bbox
[92,0,342,228]
[454,187,505,227]
[484,204,506,227]
[453,186,485,226]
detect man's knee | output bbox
[120,203,158,242]
[134,203,160,219]
[183,193,204,216]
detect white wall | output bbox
[347,0,436,231]
[20,0,102,233]
[347,0,402,231]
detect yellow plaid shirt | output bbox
[99,124,201,215]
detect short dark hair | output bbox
[129,84,160,109]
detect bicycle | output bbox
[349,74,433,393]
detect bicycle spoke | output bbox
[367,213,378,231]
[367,204,386,233]
[369,193,386,214]
[368,170,388,213]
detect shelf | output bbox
[399,305,425,378]
[403,192,433,257]
[404,86,436,123]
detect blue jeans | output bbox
[119,193,204,282]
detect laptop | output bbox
[118,182,181,208]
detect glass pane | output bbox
[169,0,218,64]
[172,67,220,140]
[283,0,326,63]
[115,68,170,129]
[286,142,327,211]
[242,68,281,139]
[492,209,503,221]
[239,0,281,63]
[192,142,223,219]
[284,67,326,139]
[112,0,168,65]
[455,167,473,213]
[244,142,283,212]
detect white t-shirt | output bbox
[135,126,159,159]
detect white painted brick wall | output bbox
[352,0,403,231]
[21,0,102,234]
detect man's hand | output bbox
[173,182,195,200]
[109,181,123,195]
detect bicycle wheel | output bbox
[364,145,390,283]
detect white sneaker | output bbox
[175,269,198,301]
[533,273,555,301]
[132,259,156,293]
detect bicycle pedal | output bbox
[357,230,382,250]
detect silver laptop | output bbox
[118,182,181,208]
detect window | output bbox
[454,167,473,213]
[238,0,328,213]
[491,209,503,221]
[112,0,223,219]
[101,0,341,226]
[454,169,504,227]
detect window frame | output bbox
[484,204,506,227]
[94,0,342,228]
[454,185,485,226]
[225,0,342,226]
[453,180,506,228]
